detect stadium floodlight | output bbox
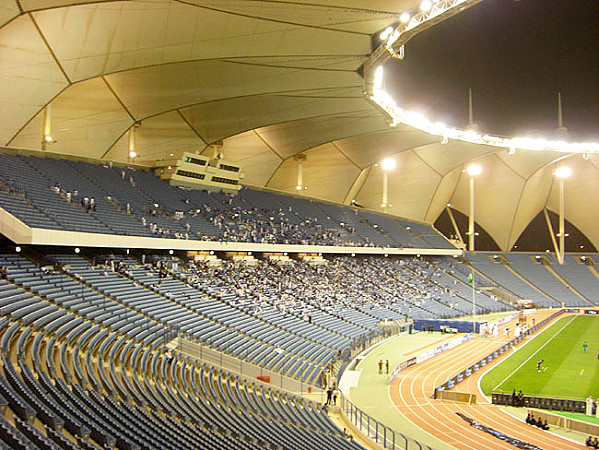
[369,66,599,156]
[381,158,396,171]
[466,164,482,176]
[15,246,21,253]
[169,250,174,255]
[129,151,137,158]
[380,26,393,40]
[74,247,80,254]
[420,0,432,12]
[400,12,411,23]
[553,166,572,178]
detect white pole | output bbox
[297,159,303,190]
[382,171,388,210]
[469,176,475,252]
[472,269,476,333]
[128,126,136,155]
[469,174,476,332]
[42,105,51,150]
[559,178,565,265]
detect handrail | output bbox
[339,394,434,450]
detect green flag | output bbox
[466,272,473,284]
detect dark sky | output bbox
[385,0,599,140]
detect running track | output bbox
[389,311,586,449]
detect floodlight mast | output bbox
[380,158,396,210]
[364,0,484,92]
[364,1,599,156]
[554,166,571,264]
[466,164,481,252]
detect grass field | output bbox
[480,315,599,400]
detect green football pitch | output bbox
[480,315,599,400]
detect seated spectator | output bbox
[529,414,537,426]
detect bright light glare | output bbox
[296,185,302,191]
[15,246,21,253]
[129,151,137,158]
[380,26,393,40]
[466,164,482,176]
[420,0,432,12]
[369,62,599,156]
[554,166,572,178]
[374,66,384,91]
[400,12,411,23]
[381,158,396,171]
[44,135,53,142]
[74,247,80,254]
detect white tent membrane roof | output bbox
[1,0,597,251]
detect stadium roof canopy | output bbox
[1,0,599,252]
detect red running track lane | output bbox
[389,311,585,450]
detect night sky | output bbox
[385,0,599,141]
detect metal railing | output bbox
[175,337,320,395]
[340,394,434,450]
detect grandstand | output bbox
[0,1,598,450]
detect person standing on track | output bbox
[583,341,588,353]
[537,359,544,372]
[378,359,383,374]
